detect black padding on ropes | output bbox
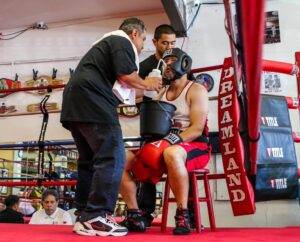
[255,94,298,201]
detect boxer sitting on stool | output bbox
[119,48,211,235]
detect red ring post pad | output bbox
[218,57,256,216]
[262,60,299,76]
[286,97,299,109]
[293,132,300,143]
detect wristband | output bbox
[163,133,183,145]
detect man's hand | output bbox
[118,72,162,91]
[153,86,167,100]
[144,76,162,92]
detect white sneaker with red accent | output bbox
[73,215,128,237]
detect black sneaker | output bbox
[141,212,154,228]
[120,209,146,232]
[173,208,191,235]
[73,215,128,236]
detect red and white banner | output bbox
[218,57,256,216]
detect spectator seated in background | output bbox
[29,189,72,225]
[0,195,24,223]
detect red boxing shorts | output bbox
[178,141,211,171]
[132,141,211,184]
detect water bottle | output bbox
[144,68,161,99]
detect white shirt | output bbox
[19,201,35,215]
[161,81,194,131]
[29,207,73,225]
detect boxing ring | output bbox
[0,57,299,216]
[0,0,300,221]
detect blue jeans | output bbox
[68,121,125,220]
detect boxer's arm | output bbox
[118,71,162,91]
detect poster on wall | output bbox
[265,11,280,44]
[262,72,283,94]
[234,10,280,44]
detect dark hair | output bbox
[41,189,59,202]
[119,17,146,35]
[154,24,176,40]
[4,195,19,208]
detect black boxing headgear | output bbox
[162,48,192,79]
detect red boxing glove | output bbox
[131,156,166,185]
[131,156,152,182]
[139,133,182,170]
[138,140,169,170]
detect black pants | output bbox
[137,181,195,216]
[137,182,157,214]
[68,121,125,220]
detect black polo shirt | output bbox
[61,35,137,127]
[0,208,24,223]
[139,54,158,79]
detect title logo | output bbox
[261,116,279,127]
[270,178,287,189]
[266,147,283,158]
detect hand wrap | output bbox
[163,133,183,145]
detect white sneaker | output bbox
[73,220,97,236]
[73,215,128,237]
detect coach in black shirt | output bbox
[0,195,24,224]
[61,17,162,237]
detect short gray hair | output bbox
[119,17,146,35]
[42,189,59,202]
